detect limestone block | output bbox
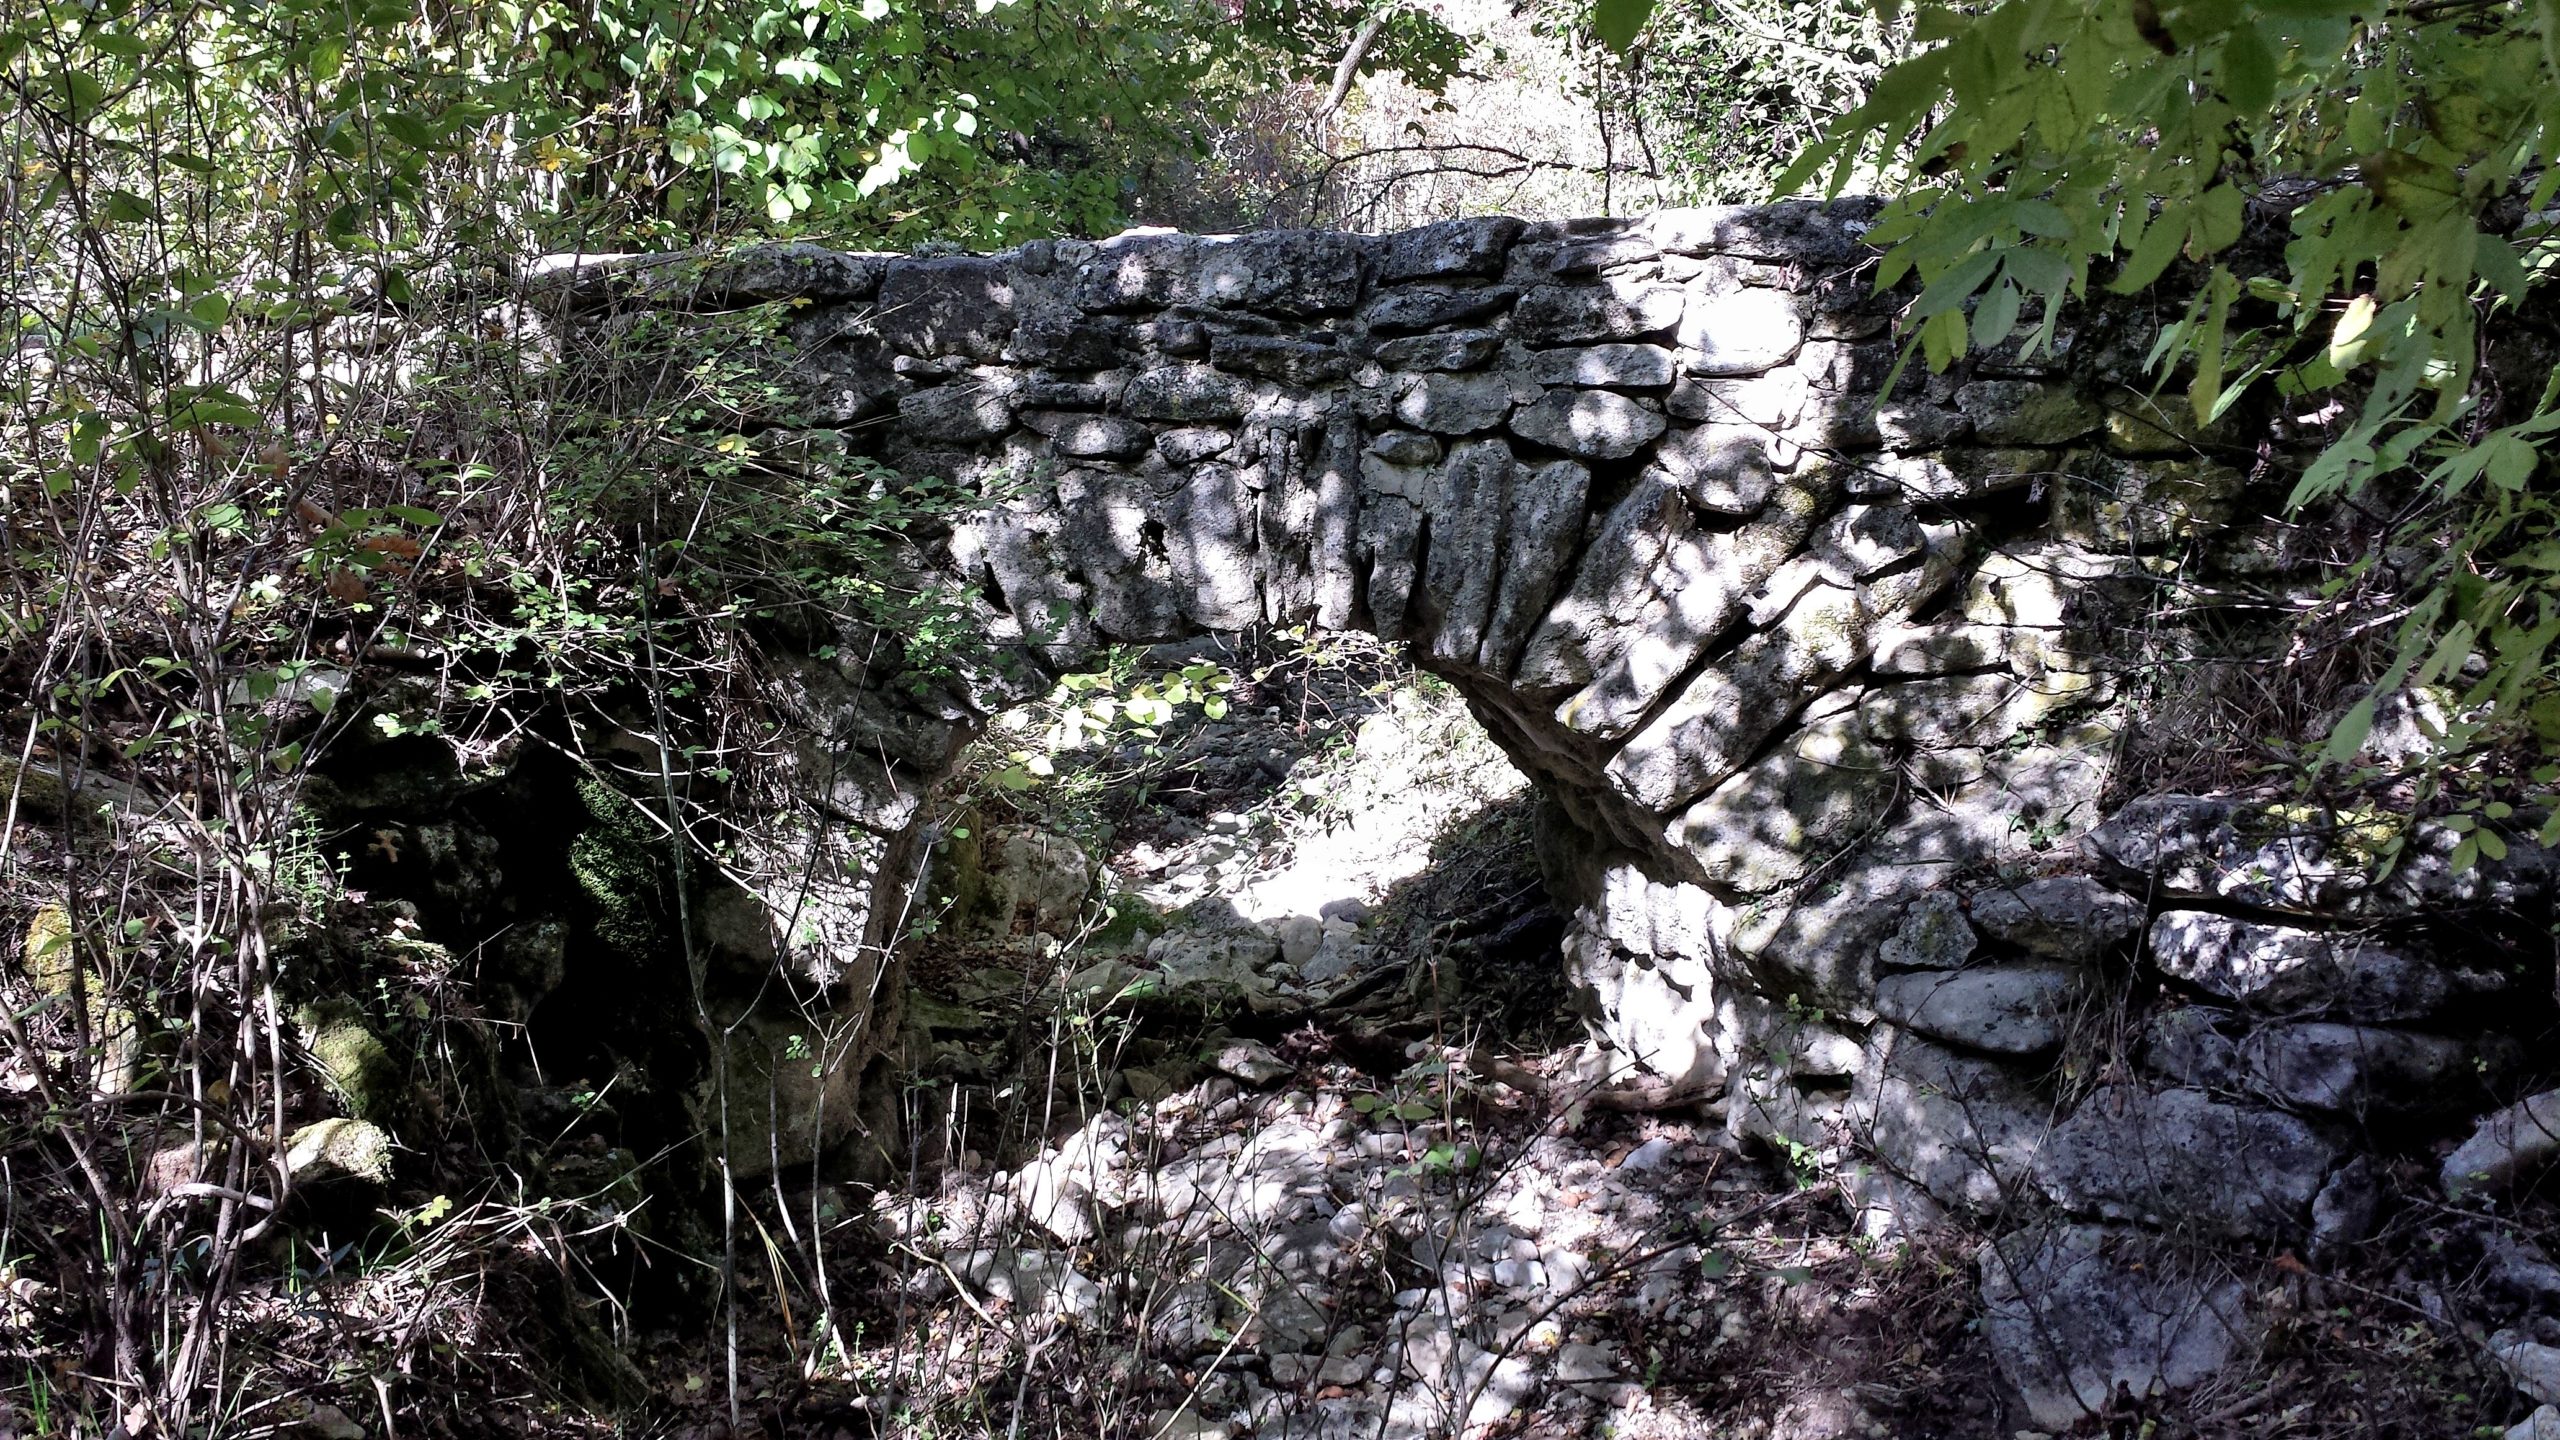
[1076,232,1212,310]
[2445,1089,2560,1198]
[1646,199,1880,265]
[1979,1221,2255,1432]
[1025,411,1150,461]
[1667,368,1807,427]
[1395,371,1515,433]
[1956,379,2103,444]
[1651,425,1780,515]
[1852,1029,2050,1209]
[1374,329,1501,372]
[1378,216,1524,282]
[875,256,1017,360]
[1677,286,1804,376]
[1967,877,2145,960]
[2054,454,2248,550]
[1880,892,1977,970]
[1208,332,1353,384]
[1873,963,2088,1055]
[1123,363,1250,421]
[1361,284,1517,334]
[2034,1085,2344,1239]
[1527,343,1676,388]
[2239,1022,2507,1117]
[1507,389,1666,459]
[1197,230,1366,316]
[1510,281,1684,345]
[2146,911,2452,1020]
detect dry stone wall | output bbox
[555,203,2560,1427]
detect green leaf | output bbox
[1590,0,1655,51]
[2220,24,2277,112]
[2192,185,2246,257]
[2324,696,2374,766]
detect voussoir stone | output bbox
[1968,876,2145,961]
[1508,390,1666,459]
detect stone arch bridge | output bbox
[542,204,2560,1423]
[560,199,2204,1080]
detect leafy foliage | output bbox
[1590,0,2560,835]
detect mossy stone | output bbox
[23,905,74,995]
[285,1117,393,1184]
[296,996,400,1121]
[568,778,670,960]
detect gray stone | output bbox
[2239,1022,2497,1117]
[876,256,1017,360]
[1027,411,1150,460]
[2090,796,2558,918]
[1198,230,1366,315]
[1511,283,1683,344]
[1852,1029,2049,1210]
[1395,372,1514,434]
[1379,216,1524,281]
[1528,343,1676,388]
[890,381,1008,443]
[1078,233,1208,310]
[1124,364,1250,421]
[1677,286,1804,375]
[1157,427,1234,464]
[1365,430,1440,465]
[703,242,886,302]
[1648,200,1880,265]
[2035,1086,2343,1239]
[1551,236,1659,274]
[2141,1007,2244,1089]
[1508,390,1666,459]
[1967,877,2144,960]
[2496,1333,2560,1408]
[1845,447,2058,502]
[1880,891,1977,970]
[1979,1222,2255,1432]
[1682,366,1807,422]
[1009,311,1129,369]
[1956,379,2103,443]
[1650,425,1778,515]
[1274,914,1323,966]
[1214,1040,1294,1086]
[2443,1089,2560,1199]
[1209,332,1352,384]
[1872,963,2087,1055]
[1374,329,1501,372]
[2146,912,2450,1020]
[1362,285,1516,334]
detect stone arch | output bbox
[554,202,2205,1168]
